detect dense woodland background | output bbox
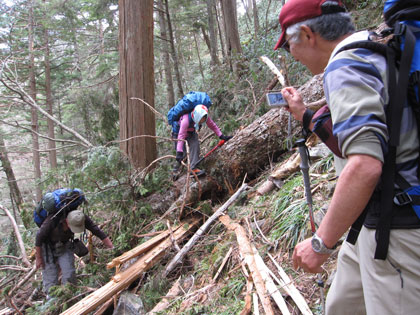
[0,0,383,314]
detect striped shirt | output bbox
[324,31,419,186]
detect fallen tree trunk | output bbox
[205,74,324,189]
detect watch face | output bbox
[311,237,322,252]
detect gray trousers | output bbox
[41,242,76,294]
[174,131,200,169]
[326,227,420,315]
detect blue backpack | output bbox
[167,92,212,134]
[336,0,420,259]
[33,188,85,227]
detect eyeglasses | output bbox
[281,37,291,53]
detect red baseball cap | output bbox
[274,0,346,50]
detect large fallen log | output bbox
[60,218,199,315]
[205,74,324,190]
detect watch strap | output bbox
[302,108,314,138]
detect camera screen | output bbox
[267,92,286,106]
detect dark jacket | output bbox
[35,214,107,247]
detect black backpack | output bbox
[335,1,420,259]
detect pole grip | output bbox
[296,138,314,223]
[296,138,309,171]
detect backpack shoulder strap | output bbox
[335,40,388,57]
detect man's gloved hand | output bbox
[176,151,184,163]
[219,134,232,141]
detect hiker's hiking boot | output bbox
[190,168,206,177]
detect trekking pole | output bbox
[296,138,326,314]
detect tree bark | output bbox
[200,25,212,55]
[28,0,42,201]
[43,0,57,169]
[193,32,205,82]
[215,1,226,62]
[221,0,242,55]
[206,0,220,66]
[164,0,184,99]
[0,131,23,209]
[64,1,93,143]
[119,0,157,169]
[252,0,259,36]
[220,0,242,75]
[157,0,175,109]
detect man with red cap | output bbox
[274,0,420,314]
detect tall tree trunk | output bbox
[157,0,175,109]
[221,0,242,56]
[200,25,211,55]
[252,0,259,36]
[164,0,184,99]
[241,0,252,33]
[43,0,57,169]
[28,0,42,201]
[214,1,226,62]
[206,0,220,66]
[70,20,93,143]
[193,32,205,82]
[220,0,242,75]
[0,131,23,209]
[99,19,105,55]
[119,0,157,169]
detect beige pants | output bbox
[326,227,420,315]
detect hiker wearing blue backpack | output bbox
[34,189,113,297]
[168,92,232,177]
[274,0,420,314]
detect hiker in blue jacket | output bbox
[274,0,420,314]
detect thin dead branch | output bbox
[163,183,248,277]
[0,204,30,267]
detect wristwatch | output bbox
[311,233,335,254]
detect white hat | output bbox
[67,210,85,233]
[191,105,208,131]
